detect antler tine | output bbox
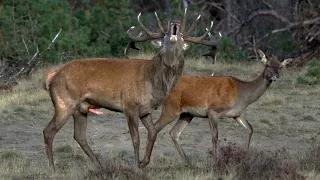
[137,13,154,36]
[124,41,140,58]
[154,12,165,34]
[127,26,146,42]
[184,21,221,45]
[127,13,163,42]
[137,12,163,38]
[186,15,201,35]
[206,28,212,39]
[180,8,187,33]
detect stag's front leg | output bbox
[126,111,141,168]
[140,113,157,168]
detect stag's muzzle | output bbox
[170,35,177,42]
[170,23,179,42]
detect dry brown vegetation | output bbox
[0,55,319,179]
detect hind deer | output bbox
[145,50,288,163]
[42,9,221,169]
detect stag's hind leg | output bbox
[43,96,76,169]
[73,109,101,167]
[169,113,193,163]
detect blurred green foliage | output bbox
[218,37,249,61]
[296,59,320,85]
[278,33,299,54]
[0,0,138,67]
[2,0,296,69]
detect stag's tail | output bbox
[42,71,57,91]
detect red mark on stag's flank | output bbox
[89,108,103,115]
[47,71,56,79]
[46,71,57,90]
[56,95,66,109]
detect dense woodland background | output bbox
[0,0,319,86]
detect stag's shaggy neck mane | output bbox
[145,44,185,108]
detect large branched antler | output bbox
[125,12,166,57]
[184,21,221,46]
[181,9,222,46]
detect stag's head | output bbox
[163,21,184,47]
[125,9,222,57]
[257,50,288,81]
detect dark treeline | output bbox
[0,0,319,86]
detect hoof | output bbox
[139,160,149,168]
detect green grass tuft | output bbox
[260,119,274,126]
[1,151,23,160]
[301,115,317,122]
[296,59,320,85]
[55,144,73,154]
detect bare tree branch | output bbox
[4,29,62,85]
[246,10,291,25]
[259,17,320,41]
[188,0,207,5]
[22,35,29,56]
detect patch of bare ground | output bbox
[0,56,319,179]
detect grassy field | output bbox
[0,55,319,179]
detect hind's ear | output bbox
[257,49,268,65]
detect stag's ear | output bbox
[182,43,190,51]
[257,49,268,65]
[151,40,163,48]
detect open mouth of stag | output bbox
[170,23,179,42]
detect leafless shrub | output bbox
[212,144,305,180]
[0,29,61,88]
[83,159,149,180]
[299,141,320,171]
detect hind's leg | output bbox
[234,114,253,149]
[43,95,76,169]
[169,113,193,162]
[73,110,101,167]
[208,111,220,157]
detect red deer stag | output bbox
[42,9,220,169]
[148,50,288,163]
